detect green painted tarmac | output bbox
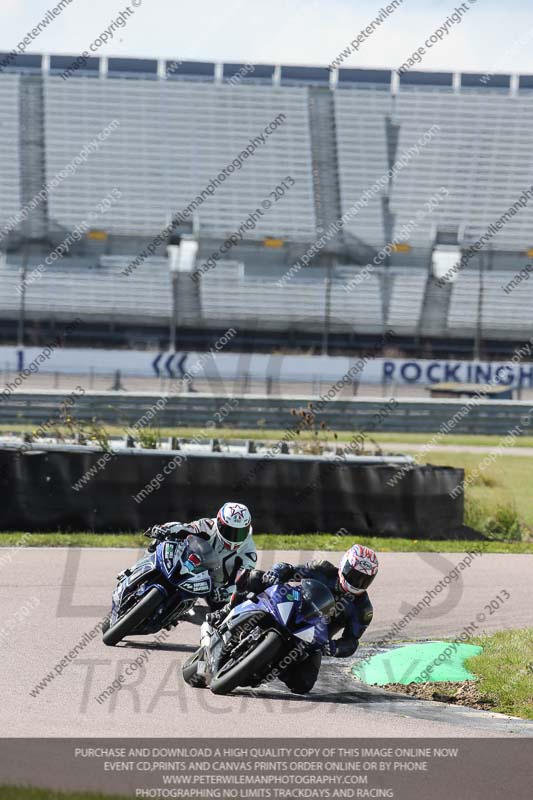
[353,641,483,685]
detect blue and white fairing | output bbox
[111,552,156,622]
[226,581,333,648]
[156,540,213,594]
[110,537,215,628]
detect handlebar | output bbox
[143,525,191,542]
[143,525,167,541]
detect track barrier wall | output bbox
[1,391,532,434]
[0,447,464,537]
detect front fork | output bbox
[186,622,215,686]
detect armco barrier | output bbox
[0,445,464,537]
[0,390,532,434]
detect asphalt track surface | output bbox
[2,548,533,738]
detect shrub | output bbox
[465,497,524,541]
[484,503,524,541]
[138,427,160,450]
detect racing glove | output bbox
[206,600,232,627]
[322,640,338,657]
[210,586,229,605]
[159,522,192,539]
[146,525,167,552]
[264,562,294,585]
[206,608,224,627]
[146,523,188,552]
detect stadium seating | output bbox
[1,59,533,252]
[0,255,385,332]
[334,89,391,247]
[0,75,22,236]
[0,255,171,322]
[391,88,533,250]
[2,57,533,344]
[200,262,384,332]
[43,77,316,241]
[448,269,533,338]
[2,248,532,342]
[387,269,427,334]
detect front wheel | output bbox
[103,587,163,646]
[183,648,208,688]
[210,630,284,695]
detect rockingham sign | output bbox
[381,358,533,387]
[2,347,533,389]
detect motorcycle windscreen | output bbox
[174,536,217,595]
[298,579,336,623]
[183,536,220,574]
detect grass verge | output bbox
[0,532,532,553]
[466,628,533,719]
[0,789,132,800]
[425,452,533,531]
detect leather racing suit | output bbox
[211,559,373,693]
[151,518,258,608]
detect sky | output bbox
[0,0,533,75]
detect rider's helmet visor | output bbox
[217,520,250,545]
[341,561,375,592]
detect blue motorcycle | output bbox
[103,532,218,646]
[183,579,335,694]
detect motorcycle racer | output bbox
[207,544,377,693]
[145,502,257,608]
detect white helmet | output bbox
[215,502,252,550]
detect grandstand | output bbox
[0,74,22,232]
[1,54,533,355]
[0,254,527,346]
[43,77,316,241]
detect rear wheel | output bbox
[103,587,163,646]
[210,630,284,695]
